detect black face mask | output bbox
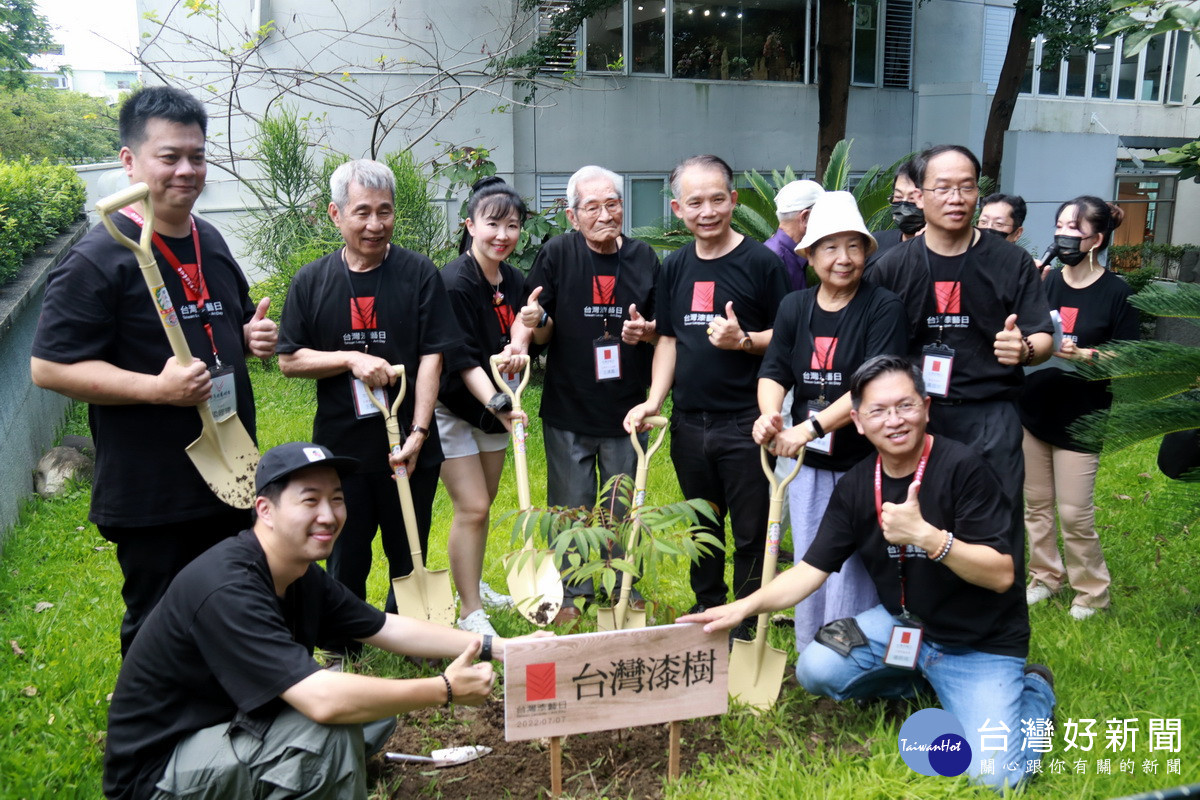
[891,201,924,235]
[981,227,1010,240]
[1054,234,1088,266]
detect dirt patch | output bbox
[371,697,724,799]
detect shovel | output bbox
[596,415,668,632]
[489,355,563,627]
[728,445,804,712]
[386,745,492,768]
[365,366,456,627]
[95,183,258,509]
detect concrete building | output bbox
[132,0,1197,274]
[31,0,140,102]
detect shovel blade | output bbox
[391,567,456,627]
[430,745,492,767]
[505,549,564,626]
[727,637,788,713]
[596,604,648,632]
[185,413,259,510]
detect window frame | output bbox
[1023,30,1183,104]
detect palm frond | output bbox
[1129,281,1200,320]
[1071,393,1200,454]
[1075,339,1200,403]
[822,139,853,191]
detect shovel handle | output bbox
[490,355,532,512]
[761,444,803,499]
[363,364,408,447]
[366,365,428,578]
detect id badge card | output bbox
[208,363,237,422]
[593,336,622,382]
[921,344,955,398]
[350,376,387,418]
[883,623,923,670]
[805,400,833,455]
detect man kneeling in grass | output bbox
[103,442,548,799]
[680,355,1055,791]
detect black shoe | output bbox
[686,602,709,616]
[728,620,755,649]
[1024,663,1055,690]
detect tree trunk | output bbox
[817,0,854,179]
[982,0,1042,184]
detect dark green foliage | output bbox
[0,85,121,165]
[0,156,85,284]
[0,0,52,89]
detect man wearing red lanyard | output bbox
[31,87,277,656]
[681,355,1055,791]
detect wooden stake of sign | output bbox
[669,720,681,779]
[550,736,562,796]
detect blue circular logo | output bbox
[897,708,972,777]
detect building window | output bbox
[1112,173,1175,246]
[1023,31,1184,103]
[586,4,624,71]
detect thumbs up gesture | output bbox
[880,480,935,548]
[707,300,747,351]
[245,296,278,359]
[621,303,656,345]
[519,286,545,330]
[993,313,1026,366]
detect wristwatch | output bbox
[739,334,753,352]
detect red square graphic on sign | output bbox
[350,297,376,330]
[526,662,557,701]
[934,282,960,314]
[1059,306,1078,335]
[593,275,616,305]
[901,631,912,644]
[691,282,715,313]
[811,336,838,370]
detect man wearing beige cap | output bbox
[764,179,825,293]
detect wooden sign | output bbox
[503,623,729,742]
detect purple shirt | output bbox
[764,228,807,292]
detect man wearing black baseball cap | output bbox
[102,442,546,800]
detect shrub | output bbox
[0,156,85,285]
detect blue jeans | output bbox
[797,604,1056,791]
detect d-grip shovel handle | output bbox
[363,364,408,453]
[489,354,531,511]
[630,415,668,508]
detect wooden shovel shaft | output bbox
[613,416,669,628]
[364,367,428,574]
[490,355,532,512]
[751,447,805,669]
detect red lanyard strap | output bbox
[875,433,934,615]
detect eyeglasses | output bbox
[921,184,979,199]
[862,400,923,422]
[977,219,1013,232]
[576,200,622,218]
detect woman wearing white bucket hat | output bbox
[754,191,910,656]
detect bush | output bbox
[0,156,85,285]
[1110,242,1197,279]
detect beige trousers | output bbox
[1022,428,1111,608]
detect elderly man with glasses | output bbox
[514,165,661,624]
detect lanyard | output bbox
[875,433,934,616]
[341,250,386,353]
[588,245,622,337]
[921,239,969,346]
[802,292,852,403]
[120,207,221,364]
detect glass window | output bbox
[1167,32,1189,103]
[1113,175,1175,246]
[631,3,666,73]
[1021,40,1035,93]
[1116,38,1138,99]
[673,0,811,82]
[586,4,625,71]
[853,0,879,85]
[1038,43,1062,96]
[1141,34,1165,101]
[1091,37,1115,99]
[628,177,669,230]
[1064,44,1088,96]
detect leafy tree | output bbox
[0,85,120,164]
[0,0,52,89]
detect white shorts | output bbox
[434,402,510,459]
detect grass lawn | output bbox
[1,361,1197,798]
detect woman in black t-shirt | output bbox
[755,191,908,650]
[436,178,529,638]
[1020,197,1138,621]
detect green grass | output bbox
[1,362,1197,798]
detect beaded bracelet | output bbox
[933,531,955,562]
[440,673,453,707]
[1022,335,1035,366]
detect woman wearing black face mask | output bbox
[1018,196,1138,621]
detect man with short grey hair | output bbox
[515,164,660,624]
[764,179,824,292]
[277,160,462,649]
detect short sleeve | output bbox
[758,292,802,388]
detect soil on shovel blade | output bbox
[371,696,726,799]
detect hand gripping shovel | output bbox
[489,355,563,626]
[728,446,804,712]
[95,183,258,509]
[365,366,455,627]
[596,415,668,632]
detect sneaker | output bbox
[1026,583,1054,606]
[479,581,513,609]
[456,608,498,637]
[1069,605,1098,621]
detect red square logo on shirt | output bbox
[934,282,960,314]
[350,297,376,330]
[691,282,715,313]
[1059,306,1079,335]
[811,337,839,371]
[593,275,616,305]
[525,662,557,701]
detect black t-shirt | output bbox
[803,437,1028,657]
[657,237,790,414]
[1019,269,1138,452]
[866,231,1052,402]
[527,231,659,437]
[867,228,904,266]
[438,251,529,432]
[277,246,461,469]
[102,530,386,800]
[31,215,257,527]
[758,282,908,471]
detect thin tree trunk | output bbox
[817,0,854,179]
[982,0,1042,183]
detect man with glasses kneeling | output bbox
[681,355,1056,791]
